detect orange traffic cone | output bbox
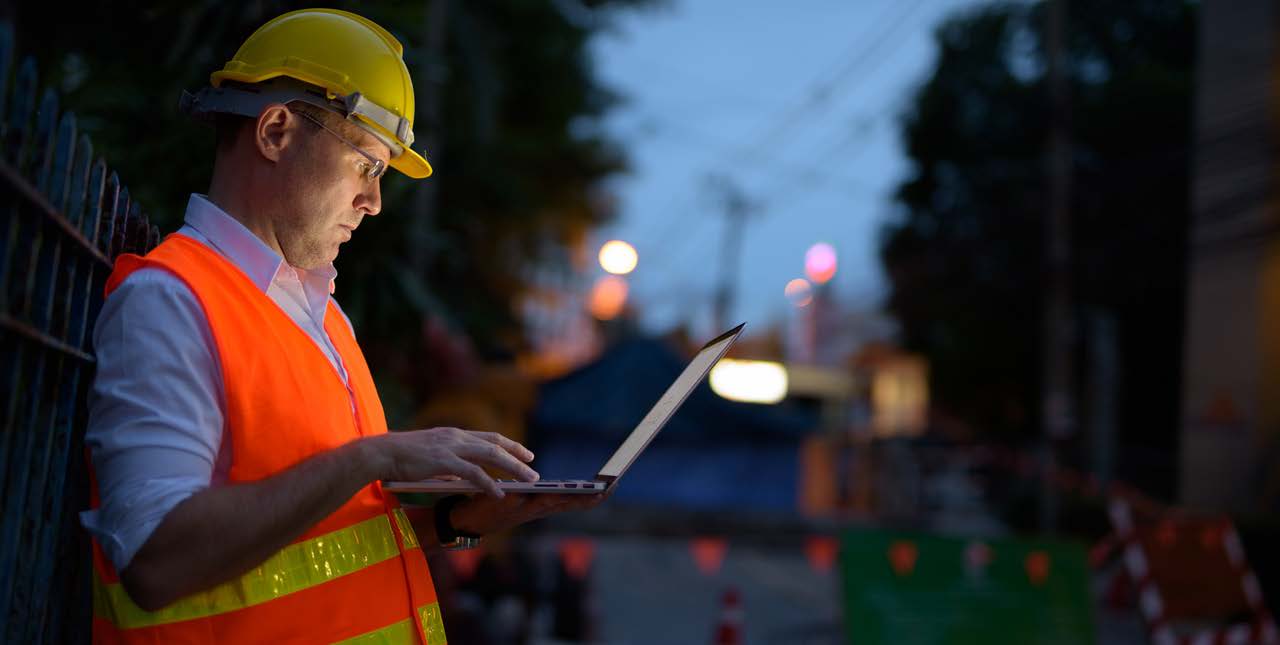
[713,587,743,645]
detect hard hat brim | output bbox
[391,146,432,179]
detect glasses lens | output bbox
[296,108,385,181]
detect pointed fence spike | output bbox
[96,170,121,255]
[82,159,106,244]
[48,111,77,214]
[67,134,93,230]
[124,202,143,255]
[34,88,58,192]
[109,185,130,259]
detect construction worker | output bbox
[80,9,600,643]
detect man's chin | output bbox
[293,247,340,270]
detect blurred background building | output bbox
[1180,0,1280,515]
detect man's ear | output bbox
[254,104,296,163]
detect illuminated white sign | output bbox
[709,359,788,404]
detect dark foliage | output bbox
[880,0,1195,495]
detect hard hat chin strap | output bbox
[180,78,413,156]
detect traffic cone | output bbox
[713,587,743,645]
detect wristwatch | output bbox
[434,495,482,550]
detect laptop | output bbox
[382,323,745,495]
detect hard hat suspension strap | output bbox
[180,78,412,156]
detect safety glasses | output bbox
[293,109,387,181]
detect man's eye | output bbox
[356,161,374,178]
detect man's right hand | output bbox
[361,427,538,498]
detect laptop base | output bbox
[382,479,606,495]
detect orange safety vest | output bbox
[89,233,446,644]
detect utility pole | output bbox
[709,175,754,334]
[1041,0,1073,533]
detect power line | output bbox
[619,0,965,326]
[728,0,931,167]
[746,0,962,227]
[627,0,928,261]
[628,177,721,272]
[623,110,882,194]
[755,114,888,217]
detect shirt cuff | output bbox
[79,476,208,571]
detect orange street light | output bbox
[588,275,629,320]
[785,278,813,307]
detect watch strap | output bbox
[434,494,481,544]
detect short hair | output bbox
[286,101,372,144]
[213,101,370,157]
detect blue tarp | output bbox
[529,337,819,511]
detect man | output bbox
[81,9,598,643]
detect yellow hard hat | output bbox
[184,8,432,179]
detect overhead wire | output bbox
[750,0,935,209]
[613,0,965,326]
[629,0,928,275]
[641,0,937,277]
[739,0,957,251]
[728,0,931,168]
[623,110,883,194]
[621,1,916,263]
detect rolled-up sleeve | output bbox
[80,267,226,571]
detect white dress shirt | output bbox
[81,194,357,571]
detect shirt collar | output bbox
[182,194,338,298]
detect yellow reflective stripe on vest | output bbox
[332,602,446,645]
[94,512,417,629]
[420,602,447,645]
[391,507,419,549]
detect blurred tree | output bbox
[880,0,1195,496]
[1,0,646,423]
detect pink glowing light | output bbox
[805,242,837,284]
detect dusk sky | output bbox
[587,0,980,339]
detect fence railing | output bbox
[0,22,159,643]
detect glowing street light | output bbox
[785,278,813,307]
[588,275,629,320]
[805,242,837,284]
[599,240,638,275]
[710,359,789,404]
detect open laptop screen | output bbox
[596,324,743,480]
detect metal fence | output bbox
[0,22,159,643]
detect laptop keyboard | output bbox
[494,479,601,490]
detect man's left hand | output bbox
[450,492,607,536]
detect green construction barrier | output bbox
[840,530,1094,644]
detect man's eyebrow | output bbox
[347,126,392,161]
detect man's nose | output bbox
[357,178,381,216]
